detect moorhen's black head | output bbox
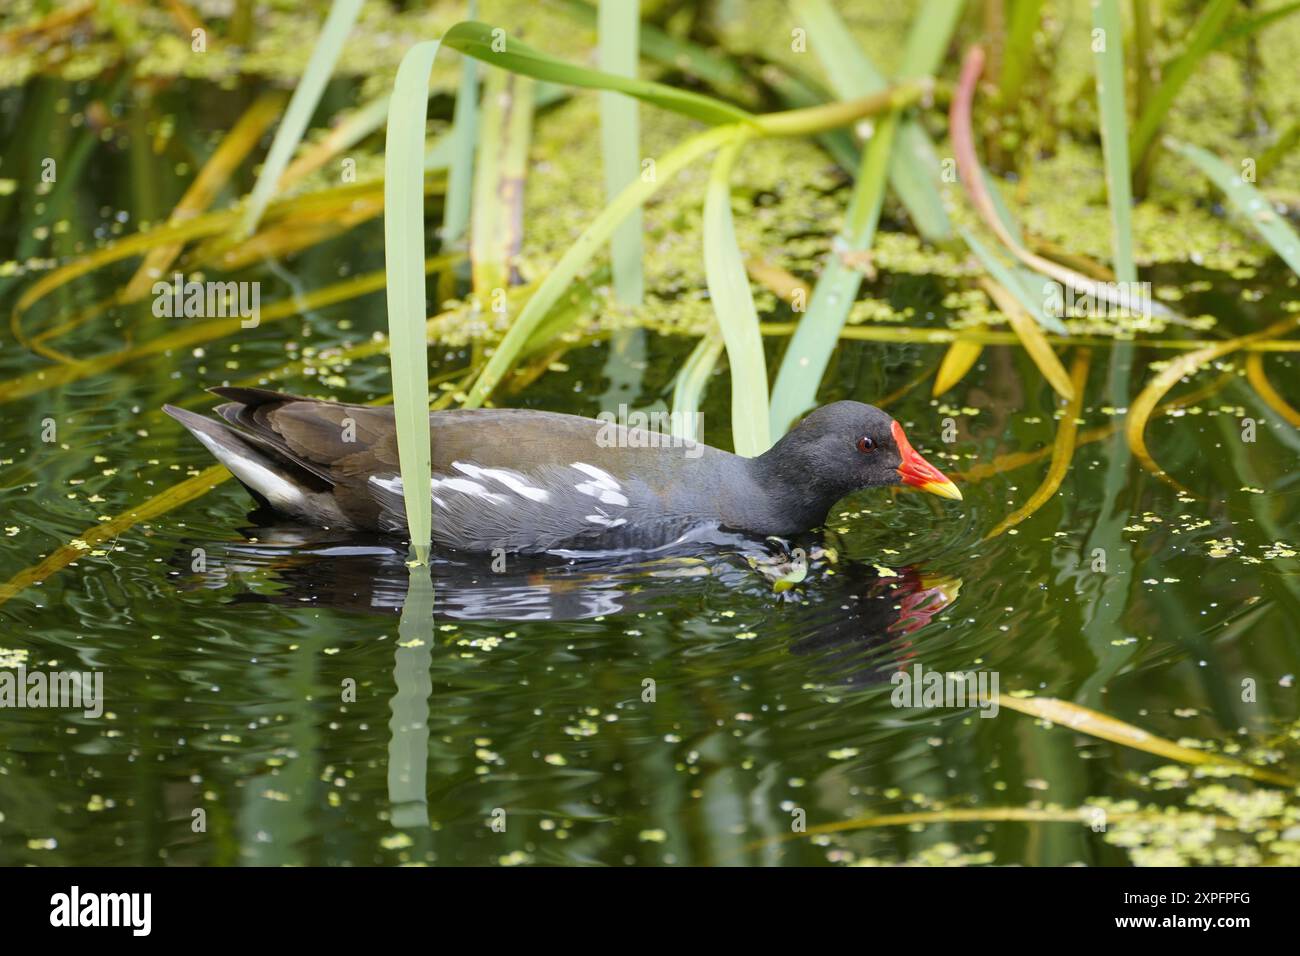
[757,402,961,515]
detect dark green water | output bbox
[1,77,1298,867]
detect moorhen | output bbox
[164,387,961,554]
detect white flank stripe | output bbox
[571,462,620,490]
[434,476,508,504]
[453,461,550,502]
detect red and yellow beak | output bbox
[891,421,963,501]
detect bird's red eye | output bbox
[856,436,876,453]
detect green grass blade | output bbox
[893,0,963,241]
[979,275,1076,402]
[797,0,882,91]
[384,39,444,563]
[1164,137,1300,276]
[793,0,958,242]
[768,0,959,436]
[443,21,752,126]
[703,134,771,456]
[555,0,751,94]
[628,17,748,93]
[769,113,898,436]
[237,0,363,239]
[471,67,534,296]
[471,66,507,295]
[951,47,1158,325]
[465,124,739,407]
[978,168,1088,314]
[278,91,388,184]
[1000,0,1045,103]
[1132,0,1156,126]
[441,0,481,249]
[1258,120,1300,182]
[424,131,455,172]
[1129,0,1234,172]
[888,123,952,242]
[598,0,644,305]
[959,226,1067,335]
[1092,0,1136,284]
[996,694,1295,786]
[980,166,1026,244]
[899,0,964,78]
[1220,1,1300,46]
[759,67,859,171]
[671,328,725,443]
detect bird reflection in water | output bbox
[175,521,961,680]
[173,522,961,834]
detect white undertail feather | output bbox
[189,425,309,513]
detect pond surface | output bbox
[1,75,1298,867]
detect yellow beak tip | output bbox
[920,480,963,501]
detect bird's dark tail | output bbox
[162,404,322,513]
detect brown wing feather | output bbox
[208,388,400,526]
[209,388,396,471]
[197,388,736,547]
